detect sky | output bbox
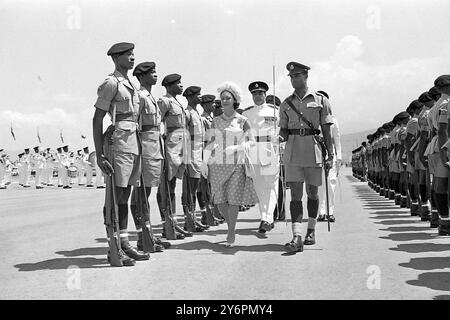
[1,0,450,156]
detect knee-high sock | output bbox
[290,201,303,236]
[118,204,129,231]
[435,193,449,218]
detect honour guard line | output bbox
[353,74,450,237]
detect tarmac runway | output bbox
[1,167,450,300]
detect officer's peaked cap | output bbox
[248,81,269,93]
[286,61,310,75]
[418,92,433,103]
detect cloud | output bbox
[276,34,450,134]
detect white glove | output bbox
[200,161,208,178]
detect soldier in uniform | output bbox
[405,100,423,215]
[62,145,72,189]
[267,94,286,222]
[424,86,444,226]
[243,81,279,234]
[212,99,223,117]
[317,92,342,222]
[396,112,411,208]
[129,61,167,252]
[156,73,193,238]
[415,91,435,220]
[278,62,334,253]
[21,148,31,187]
[93,42,149,266]
[182,86,209,232]
[82,146,94,187]
[197,94,215,223]
[31,146,44,189]
[428,75,450,235]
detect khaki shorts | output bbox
[142,157,162,188]
[285,165,322,186]
[429,153,448,178]
[113,152,141,187]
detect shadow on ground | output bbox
[350,175,450,294]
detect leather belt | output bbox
[255,136,271,142]
[166,127,184,133]
[288,128,320,136]
[115,114,136,122]
[141,125,159,132]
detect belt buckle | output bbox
[299,128,306,136]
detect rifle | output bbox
[134,132,156,253]
[322,150,331,232]
[182,168,197,232]
[159,138,177,240]
[202,178,218,226]
[103,125,123,267]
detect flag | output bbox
[37,127,41,144]
[10,124,16,141]
[60,130,64,143]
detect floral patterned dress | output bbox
[208,112,259,206]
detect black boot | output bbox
[438,219,450,236]
[430,211,439,228]
[303,229,316,245]
[137,232,143,252]
[410,203,419,216]
[284,235,303,253]
[107,250,136,267]
[176,224,194,237]
[420,205,431,221]
[400,196,407,208]
[121,237,150,261]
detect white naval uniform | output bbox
[21,153,31,186]
[75,155,85,185]
[57,152,69,187]
[31,152,45,187]
[243,102,280,224]
[319,116,342,216]
[83,152,94,186]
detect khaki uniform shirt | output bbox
[94,70,140,155]
[279,89,333,167]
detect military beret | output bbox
[77,149,82,152]
[408,100,423,111]
[317,90,329,99]
[286,61,310,75]
[162,74,181,87]
[418,92,433,103]
[83,146,89,151]
[201,94,216,103]
[0,149,3,152]
[107,42,134,56]
[133,62,156,77]
[428,86,441,98]
[24,148,29,152]
[377,127,386,134]
[56,147,62,151]
[266,94,281,106]
[63,145,69,149]
[18,152,24,157]
[366,134,372,140]
[381,122,391,130]
[434,75,450,88]
[395,111,410,122]
[33,146,40,150]
[183,86,201,97]
[248,81,269,93]
[46,147,50,151]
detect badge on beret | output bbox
[255,83,259,88]
[290,64,294,70]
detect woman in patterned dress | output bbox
[201,82,259,247]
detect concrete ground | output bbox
[1,167,450,300]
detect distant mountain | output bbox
[340,129,375,163]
